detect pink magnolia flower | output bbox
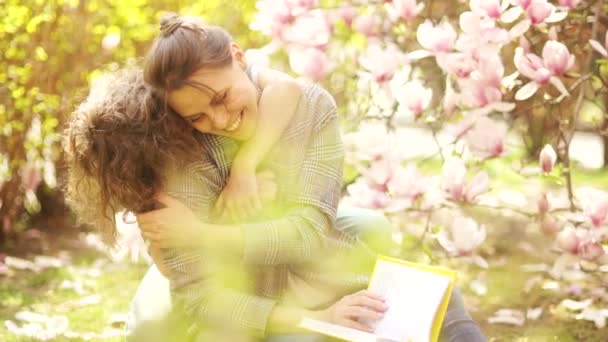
[394,80,433,118]
[251,0,295,39]
[353,14,378,37]
[436,52,478,78]
[539,144,557,173]
[537,193,550,215]
[282,10,331,47]
[578,241,605,260]
[557,0,581,9]
[511,0,532,9]
[414,20,457,56]
[459,79,503,109]
[345,179,390,209]
[442,157,490,202]
[576,187,608,228]
[336,5,357,27]
[386,163,430,210]
[514,47,551,84]
[387,0,425,21]
[470,0,510,20]
[443,77,460,116]
[358,44,403,83]
[476,55,504,88]
[542,40,575,76]
[578,241,605,261]
[286,0,318,14]
[514,44,571,100]
[589,32,608,57]
[457,11,510,52]
[442,157,468,200]
[519,35,532,52]
[344,123,394,162]
[437,216,487,256]
[465,116,508,159]
[458,55,515,112]
[558,228,606,261]
[556,226,579,253]
[362,156,401,190]
[526,0,553,24]
[526,0,568,25]
[289,47,333,81]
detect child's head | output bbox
[144,13,259,141]
[64,69,199,244]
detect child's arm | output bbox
[215,69,302,220]
[234,74,302,171]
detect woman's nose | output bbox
[210,106,230,130]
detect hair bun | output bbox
[159,12,182,37]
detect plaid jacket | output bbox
[161,82,373,338]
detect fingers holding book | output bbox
[321,290,388,333]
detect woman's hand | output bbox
[318,290,387,332]
[137,193,204,248]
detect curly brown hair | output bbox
[64,68,201,245]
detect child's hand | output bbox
[215,170,262,221]
[256,170,277,204]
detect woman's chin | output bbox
[237,126,255,141]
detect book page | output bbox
[368,259,451,342]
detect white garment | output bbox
[125,264,172,335]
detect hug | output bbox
[64,12,485,342]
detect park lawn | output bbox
[2,232,607,341]
[1,163,607,341]
[0,244,147,342]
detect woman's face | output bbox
[167,44,259,141]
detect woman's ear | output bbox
[230,43,247,70]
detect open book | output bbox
[299,255,457,342]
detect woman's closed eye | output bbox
[211,91,228,106]
[189,114,204,124]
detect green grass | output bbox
[0,250,147,342]
[473,254,608,342]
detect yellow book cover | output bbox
[299,255,457,342]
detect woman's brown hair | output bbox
[143,12,234,94]
[64,69,200,245]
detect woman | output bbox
[140,13,484,342]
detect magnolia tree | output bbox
[251,0,608,326]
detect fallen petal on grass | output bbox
[488,309,526,326]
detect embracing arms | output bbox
[216,68,302,219]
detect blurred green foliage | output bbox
[0,0,262,239]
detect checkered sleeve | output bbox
[242,85,344,265]
[160,162,277,337]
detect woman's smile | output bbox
[225,109,244,132]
